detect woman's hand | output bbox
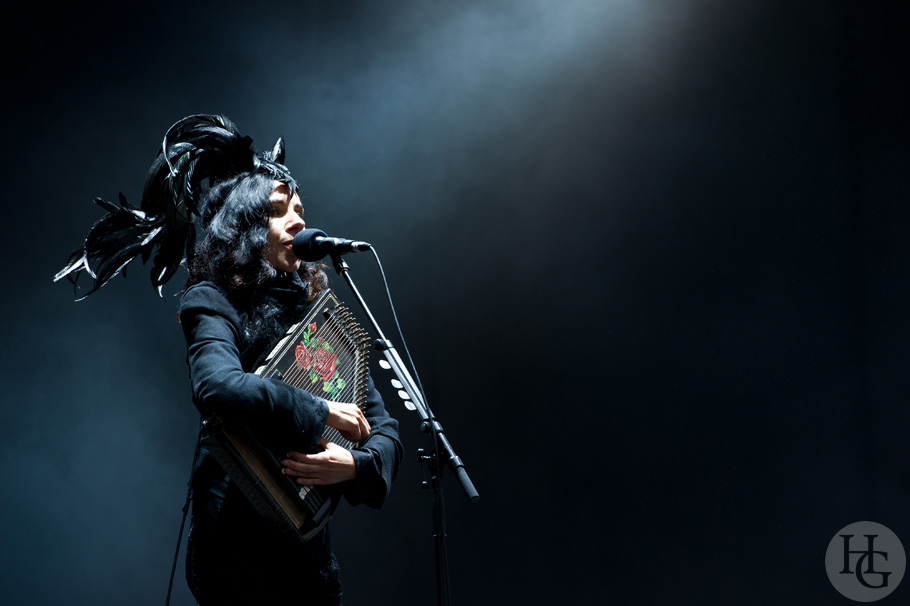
[282,439,357,485]
[325,400,371,442]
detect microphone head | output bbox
[292,229,329,261]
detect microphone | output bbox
[292,229,371,262]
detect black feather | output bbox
[56,114,296,299]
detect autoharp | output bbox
[200,289,371,542]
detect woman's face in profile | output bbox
[265,181,306,273]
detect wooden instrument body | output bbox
[200,289,371,542]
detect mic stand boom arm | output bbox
[329,253,479,606]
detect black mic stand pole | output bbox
[329,253,480,606]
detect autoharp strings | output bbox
[279,311,361,408]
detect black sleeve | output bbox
[180,283,330,453]
[343,375,403,509]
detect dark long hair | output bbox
[185,172,276,291]
[56,114,320,301]
[185,171,327,350]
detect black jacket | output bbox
[179,272,401,604]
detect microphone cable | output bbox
[367,245,429,410]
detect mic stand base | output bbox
[419,447,451,606]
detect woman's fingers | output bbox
[282,443,356,485]
[325,401,371,441]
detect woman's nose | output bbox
[287,213,305,234]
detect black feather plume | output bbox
[55,114,295,299]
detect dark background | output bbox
[1,0,908,604]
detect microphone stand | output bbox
[329,253,480,606]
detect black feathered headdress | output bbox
[55,114,295,299]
